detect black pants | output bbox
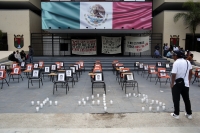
[172,84,192,115]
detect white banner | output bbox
[102,36,121,54]
[71,39,97,55]
[125,36,149,53]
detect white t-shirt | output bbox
[173,47,179,51]
[171,58,192,87]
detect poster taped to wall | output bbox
[102,36,121,54]
[125,36,149,53]
[71,39,97,55]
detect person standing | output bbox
[170,51,193,119]
[28,45,34,63]
[163,43,169,57]
[20,50,27,61]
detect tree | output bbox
[174,0,200,50]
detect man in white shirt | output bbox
[173,45,179,52]
[170,51,193,119]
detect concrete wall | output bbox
[0,10,41,52]
[0,10,30,51]
[153,10,200,49]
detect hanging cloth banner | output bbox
[102,36,121,54]
[125,36,149,53]
[71,39,97,55]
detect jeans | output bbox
[172,84,192,115]
[29,56,33,63]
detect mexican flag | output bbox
[42,2,152,30]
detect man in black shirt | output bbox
[8,51,19,63]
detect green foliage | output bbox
[174,0,200,35]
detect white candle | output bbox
[110,100,113,105]
[92,100,95,105]
[91,95,94,99]
[83,101,86,105]
[104,103,106,106]
[37,101,40,105]
[146,99,149,103]
[162,106,165,111]
[156,100,159,104]
[82,98,85,101]
[142,107,145,112]
[40,103,43,108]
[141,99,144,103]
[157,106,160,112]
[36,107,39,112]
[97,100,100,105]
[152,100,154,104]
[49,101,52,105]
[163,103,165,106]
[86,97,89,101]
[126,94,129,98]
[149,106,152,111]
[46,98,49,101]
[31,101,34,106]
[55,101,58,106]
[104,106,107,112]
[78,101,81,105]
[97,94,99,97]
[159,102,162,106]
[138,94,141,97]
[129,93,131,96]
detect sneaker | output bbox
[185,113,192,119]
[171,113,179,119]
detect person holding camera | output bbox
[170,51,193,119]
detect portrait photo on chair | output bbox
[0,71,3,78]
[51,65,56,70]
[139,63,143,68]
[166,64,170,68]
[95,73,102,81]
[34,64,38,68]
[127,74,133,80]
[14,68,19,74]
[21,62,25,67]
[1,66,5,69]
[27,65,32,70]
[33,70,39,77]
[160,70,166,77]
[58,73,65,81]
[74,65,78,70]
[45,67,49,72]
[66,70,72,77]
[39,62,43,67]
[70,67,75,73]
[144,65,148,70]
[158,62,161,66]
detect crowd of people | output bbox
[154,43,196,65]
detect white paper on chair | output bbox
[158,62,161,66]
[34,64,38,68]
[136,62,139,66]
[66,70,72,77]
[21,62,25,67]
[14,68,19,74]
[33,70,39,77]
[144,66,148,70]
[198,72,200,76]
[127,74,133,80]
[139,64,143,68]
[123,70,128,72]
[150,69,155,73]
[58,73,65,81]
[39,62,43,67]
[27,66,31,70]
[160,70,166,76]
[1,66,5,69]
[166,64,170,68]
[45,67,49,72]
[0,71,3,78]
[95,73,102,81]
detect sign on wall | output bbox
[14,34,24,49]
[71,39,96,55]
[125,36,149,53]
[102,36,121,54]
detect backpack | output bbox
[8,54,13,60]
